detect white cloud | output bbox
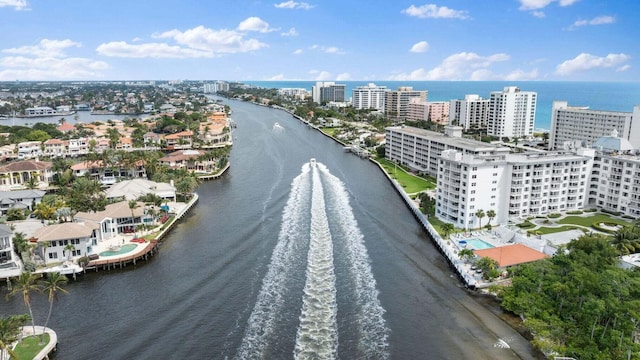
[569,15,615,29]
[155,26,267,53]
[409,41,429,53]
[389,52,509,80]
[504,68,539,80]
[519,0,579,17]
[0,0,28,10]
[402,4,469,19]
[97,41,214,58]
[132,37,143,42]
[281,28,298,37]
[292,49,303,55]
[274,1,314,10]
[532,11,545,18]
[237,17,275,33]
[0,55,108,80]
[0,38,108,80]
[556,53,630,75]
[336,72,351,81]
[310,44,345,54]
[3,39,81,57]
[616,64,631,72]
[99,24,268,58]
[309,70,332,80]
[269,73,286,80]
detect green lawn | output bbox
[527,225,586,235]
[320,127,339,137]
[428,216,463,237]
[376,158,436,193]
[557,214,630,227]
[14,334,49,359]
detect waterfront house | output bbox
[0,189,45,215]
[32,222,96,265]
[0,223,14,263]
[159,149,218,173]
[17,141,42,160]
[0,160,53,191]
[164,130,193,150]
[70,159,147,183]
[473,244,548,268]
[105,179,176,202]
[56,122,76,133]
[75,201,148,241]
[43,138,68,157]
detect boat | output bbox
[310,158,316,166]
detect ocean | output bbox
[242,81,640,131]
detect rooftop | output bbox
[473,243,548,267]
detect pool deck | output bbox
[85,197,197,271]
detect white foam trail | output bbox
[236,163,311,359]
[293,163,338,360]
[317,163,390,359]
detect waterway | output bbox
[2,99,539,359]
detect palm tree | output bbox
[486,210,496,226]
[441,223,454,239]
[63,244,76,260]
[129,200,140,235]
[0,314,30,360]
[7,272,41,336]
[40,272,68,344]
[458,248,475,264]
[611,227,640,255]
[475,209,486,230]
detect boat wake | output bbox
[236,160,389,359]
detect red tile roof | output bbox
[473,244,548,268]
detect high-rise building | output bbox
[203,81,229,94]
[487,86,536,139]
[385,87,427,120]
[436,148,594,228]
[449,94,489,130]
[351,83,387,111]
[312,82,346,103]
[549,101,640,150]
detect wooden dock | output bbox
[85,240,159,271]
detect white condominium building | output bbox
[487,86,536,139]
[277,88,310,100]
[587,131,640,218]
[436,148,595,229]
[351,83,387,111]
[549,101,640,150]
[449,94,489,130]
[312,82,346,104]
[385,125,508,177]
[385,87,427,120]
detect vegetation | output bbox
[0,314,30,360]
[558,214,629,228]
[13,334,49,360]
[376,158,436,193]
[499,234,640,359]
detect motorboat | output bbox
[310,158,316,166]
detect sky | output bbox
[0,0,637,82]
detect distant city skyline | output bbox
[0,0,637,82]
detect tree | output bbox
[458,248,475,263]
[7,272,41,336]
[175,176,198,200]
[12,231,28,256]
[128,200,140,235]
[474,256,499,280]
[441,223,454,239]
[40,272,68,344]
[66,177,107,213]
[63,243,76,260]
[486,210,496,226]
[0,314,30,360]
[475,209,485,229]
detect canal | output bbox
[3,99,538,359]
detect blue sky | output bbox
[0,0,637,81]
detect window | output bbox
[48,252,58,259]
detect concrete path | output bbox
[18,325,57,360]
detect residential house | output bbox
[0,189,45,215]
[43,139,68,157]
[32,222,96,265]
[159,149,217,173]
[71,159,147,184]
[75,201,148,241]
[0,223,14,263]
[164,130,193,150]
[105,179,176,202]
[17,141,42,160]
[0,160,53,191]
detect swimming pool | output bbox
[99,244,137,257]
[465,238,495,250]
